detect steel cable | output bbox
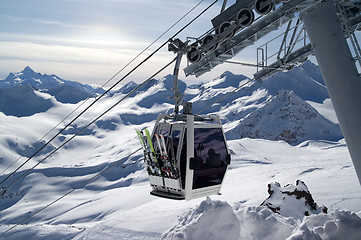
[0,0,218,187]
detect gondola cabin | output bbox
[137,113,231,200]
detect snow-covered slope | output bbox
[1,62,360,239]
[226,90,342,145]
[261,61,329,103]
[0,84,55,117]
[46,85,93,104]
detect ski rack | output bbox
[184,0,319,77]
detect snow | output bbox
[1,62,361,239]
[261,61,329,103]
[287,210,361,240]
[236,205,296,240]
[260,180,327,220]
[307,99,339,124]
[161,197,240,240]
[162,194,361,240]
[225,90,342,145]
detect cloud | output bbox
[0,40,177,84]
[0,0,257,85]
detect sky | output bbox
[0,0,280,86]
[0,0,335,86]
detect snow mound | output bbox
[161,197,240,240]
[162,182,361,240]
[235,205,297,240]
[287,209,361,240]
[261,180,327,220]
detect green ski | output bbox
[136,129,146,150]
[135,129,160,175]
[144,129,156,158]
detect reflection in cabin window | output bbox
[192,128,228,189]
[180,132,187,189]
[170,130,181,162]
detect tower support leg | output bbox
[302,2,361,185]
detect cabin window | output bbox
[192,127,228,189]
[170,130,181,161]
[180,132,187,189]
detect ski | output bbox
[155,134,167,159]
[135,129,154,175]
[135,129,160,176]
[155,134,174,178]
[160,134,179,178]
[159,134,169,160]
[156,134,179,179]
[144,129,167,176]
[135,129,146,150]
[144,129,156,158]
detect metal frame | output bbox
[254,19,310,80]
[148,113,230,200]
[184,0,318,77]
[254,1,361,80]
[301,1,361,185]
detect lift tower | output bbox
[181,0,361,185]
[302,2,361,185]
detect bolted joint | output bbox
[168,38,188,54]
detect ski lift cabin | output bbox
[139,113,231,201]
[135,39,230,200]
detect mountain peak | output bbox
[21,66,37,76]
[205,71,248,89]
[23,66,35,72]
[301,60,318,70]
[226,89,342,145]
[262,60,328,103]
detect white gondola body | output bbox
[144,113,231,201]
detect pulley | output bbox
[237,8,255,27]
[255,0,274,15]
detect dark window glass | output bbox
[180,132,187,189]
[152,126,165,171]
[192,128,228,189]
[160,128,169,138]
[170,130,181,161]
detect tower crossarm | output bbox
[184,0,319,77]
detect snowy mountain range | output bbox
[0,62,342,144]
[0,63,360,239]
[0,66,105,111]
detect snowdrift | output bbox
[161,197,240,240]
[162,181,361,240]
